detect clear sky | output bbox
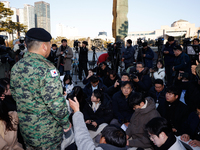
[7,0,200,38]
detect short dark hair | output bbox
[90,75,99,83]
[25,37,42,50]
[129,92,145,108]
[93,89,104,102]
[127,39,132,45]
[154,79,164,86]
[166,86,181,99]
[121,81,133,89]
[145,117,172,137]
[168,36,174,42]
[101,61,107,66]
[63,74,72,85]
[136,62,145,68]
[82,41,88,46]
[193,38,199,43]
[121,72,130,79]
[109,70,117,77]
[88,69,93,72]
[101,125,126,148]
[61,39,67,43]
[52,44,57,47]
[142,42,148,47]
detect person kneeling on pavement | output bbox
[69,97,128,150]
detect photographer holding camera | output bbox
[122,39,135,69]
[193,38,200,46]
[13,37,27,62]
[172,45,191,84]
[56,39,73,75]
[79,41,88,80]
[163,36,177,85]
[47,44,58,67]
[132,62,152,95]
[137,42,154,69]
[0,35,15,78]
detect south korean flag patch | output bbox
[50,69,58,77]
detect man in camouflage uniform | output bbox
[10,28,71,149]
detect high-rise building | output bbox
[24,4,35,30]
[17,8,24,24]
[10,7,17,22]
[34,1,51,33]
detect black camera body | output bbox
[67,90,75,101]
[74,40,80,48]
[18,37,25,51]
[137,38,143,47]
[186,45,200,65]
[91,45,96,52]
[155,37,164,46]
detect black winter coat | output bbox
[83,80,107,98]
[123,46,135,65]
[79,47,88,62]
[147,86,166,107]
[163,41,176,66]
[173,52,191,74]
[157,99,189,135]
[83,94,113,125]
[137,47,154,68]
[175,80,200,113]
[103,75,120,88]
[182,112,200,141]
[134,71,152,93]
[112,91,134,124]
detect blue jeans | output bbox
[64,70,70,75]
[59,65,64,75]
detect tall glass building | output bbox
[34,1,51,33]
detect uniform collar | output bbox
[24,51,46,60]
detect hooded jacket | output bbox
[126,97,160,148]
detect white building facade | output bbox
[24,4,35,30]
[126,20,200,45]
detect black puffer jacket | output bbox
[83,93,113,125]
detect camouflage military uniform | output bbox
[10,51,70,149]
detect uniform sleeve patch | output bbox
[50,69,58,77]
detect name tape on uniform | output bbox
[50,69,58,77]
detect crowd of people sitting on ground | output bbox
[1,35,200,150]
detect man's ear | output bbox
[100,137,107,144]
[159,132,166,139]
[175,95,178,100]
[42,42,47,52]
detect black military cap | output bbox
[173,45,182,51]
[26,28,52,42]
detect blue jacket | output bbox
[163,41,176,66]
[123,46,135,64]
[144,47,154,68]
[83,80,107,98]
[112,91,134,124]
[173,52,191,74]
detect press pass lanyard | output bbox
[156,92,161,108]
